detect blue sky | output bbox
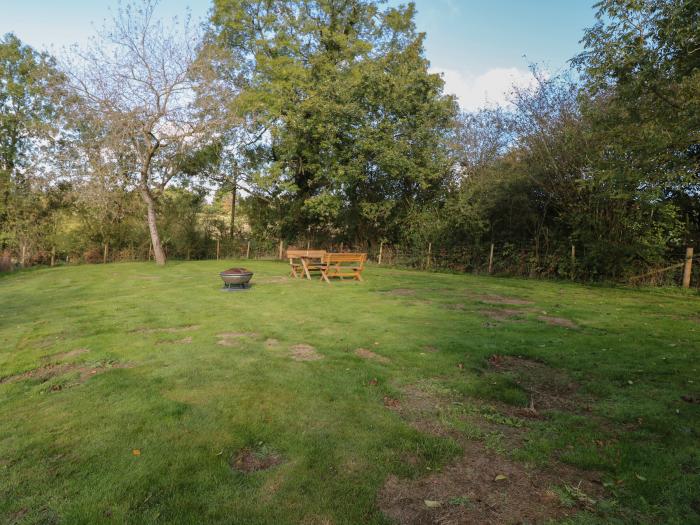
[1,0,597,110]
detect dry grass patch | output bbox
[471,293,533,306]
[1,361,133,387]
[264,338,280,349]
[379,379,602,524]
[488,354,582,413]
[538,315,578,329]
[355,348,391,363]
[217,332,259,347]
[379,440,601,525]
[290,344,323,361]
[42,348,90,361]
[480,308,526,322]
[230,447,283,473]
[134,324,200,334]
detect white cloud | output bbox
[430,66,538,111]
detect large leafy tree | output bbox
[574,0,700,250]
[0,33,64,256]
[211,0,456,245]
[63,0,229,265]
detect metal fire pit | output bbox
[219,268,254,291]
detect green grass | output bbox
[1,261,699,524]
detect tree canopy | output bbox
[0,0,697,281]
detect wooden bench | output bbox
[319,253,367,283]
[287,249,327,279]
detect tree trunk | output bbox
[230,181,237,240]
[229,162,239,241]
[140,189,166,265]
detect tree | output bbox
[574,0,700,249]
[0,33,64,256]
[210,0,456,245]
[63,0,226,265]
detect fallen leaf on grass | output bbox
[494,474,508,482]
[424,500,442,508]
[132,449,141,456]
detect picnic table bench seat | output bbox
[319,253,367,283]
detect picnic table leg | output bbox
[302,258,313,280]
[320,267,331,283]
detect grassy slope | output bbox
[1,261,698,524]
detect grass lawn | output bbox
[1,261,699,524]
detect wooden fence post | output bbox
[488,243,494,274]
[216,238,220,260]
[103,243,109,264]
[571,245,576,280]
[278,240,284,260]
[378,241,383,265]
[306,240,310,251]
[50,247,55,267]
[426,242,432,269]
[246,241,251,259]
[682,247,694,289]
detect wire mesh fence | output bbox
[2,238,698,289]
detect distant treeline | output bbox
[1,0,697,281]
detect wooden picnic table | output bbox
[300,254,325,280]
[287,249,327,279]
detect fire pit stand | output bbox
[219,268,254,291]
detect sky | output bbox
[0,0,597,111]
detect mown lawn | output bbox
[1,261,699,524]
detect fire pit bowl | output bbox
[219,267,254,290]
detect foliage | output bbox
[211,0,457,244]
[0,0,698,283]
[0,33,66,261]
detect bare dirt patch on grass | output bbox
[134,325,200,334]
[379,380,602,524]
[444,303,467,311]
[379,439,601,525]
[355,348,391,363]
[488,355,581,413]
[538,315,579,329]
[384,384,455,438]
[230,447,283,473]
[42,348,90,361]
[265,338,280,349]
[480,308,526,322]
[217,332,259,347]
[1,361,133,387]
[470,293,533,306]
[290,344,323,361]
